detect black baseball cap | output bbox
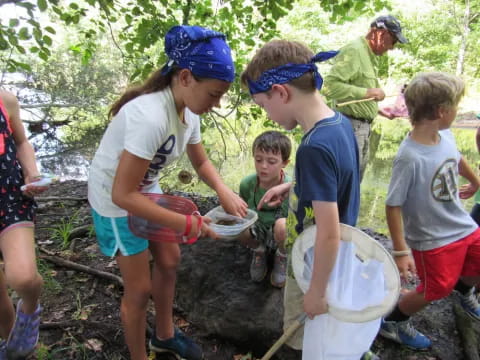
[371,15,408,44]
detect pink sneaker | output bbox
[6,299,42,358]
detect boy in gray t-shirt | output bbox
[380,72,480,351]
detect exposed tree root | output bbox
[453,301,480,360]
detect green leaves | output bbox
[38,0,49,11]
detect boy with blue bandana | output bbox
[241,40,378,360]
[88,25,247,360]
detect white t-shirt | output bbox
[88,87,201,217]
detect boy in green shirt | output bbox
[238,131,291,287]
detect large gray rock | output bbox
[176,236,300,359]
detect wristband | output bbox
[183,215,192,236]
[391,249,411,257]
[182,213,203,244]
[194,214,203,237]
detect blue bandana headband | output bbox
[247,51,339,95]
[161,25,235,83]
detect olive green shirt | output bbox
[322,37,380,122]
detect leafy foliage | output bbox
[0,0,386,168]
[0,0,57,71]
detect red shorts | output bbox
[412,227,480,301]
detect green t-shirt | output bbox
[239,172,291,231]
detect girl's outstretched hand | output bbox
[217,185,247,218]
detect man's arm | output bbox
[303,201,340,319]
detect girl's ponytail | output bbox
[109,68,176,118]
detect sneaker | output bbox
[149,327,203,360]
[457,287,480,321]
[360,350,380,360]
[270,250,287,288]
[250,247,267,282]
[379,318,431,350]
[6,299,42,359]
[0,340,6,360]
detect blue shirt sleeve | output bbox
[296,143,337,202]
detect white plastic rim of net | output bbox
[292,224,401,323]
[205,206,258,240]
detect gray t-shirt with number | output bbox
[386,130,477,251]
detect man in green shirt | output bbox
[323,15,407,180]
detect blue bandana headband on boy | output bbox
[161,25,235,83]
[247,51,339,95]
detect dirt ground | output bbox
[16,180,238,360]
[4,180,475,359]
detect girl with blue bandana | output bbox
[241,40,379,360]
[88,25,247,360]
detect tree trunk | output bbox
[456,0,471,76]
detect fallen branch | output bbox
[38,248,123,287]
[40,320,119,331]
[68,224,92,241]
[453,301,480,360]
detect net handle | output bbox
[261,313,307,360]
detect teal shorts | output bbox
[91,209,148,257]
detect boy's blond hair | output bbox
[240,40,317,93]
[404,72,465,124]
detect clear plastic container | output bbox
[205,206,258,240]
[128,193,199,244]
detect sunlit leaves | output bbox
[1,0,384,74]
[318,0,390,22]
[37,0,48,11]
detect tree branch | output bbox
[453,301,480,360]
[38,248,124,288]
[40,320,119,331]
[182,0,193,25]
[0,0,23,7]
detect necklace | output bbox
[253,170,285,210]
